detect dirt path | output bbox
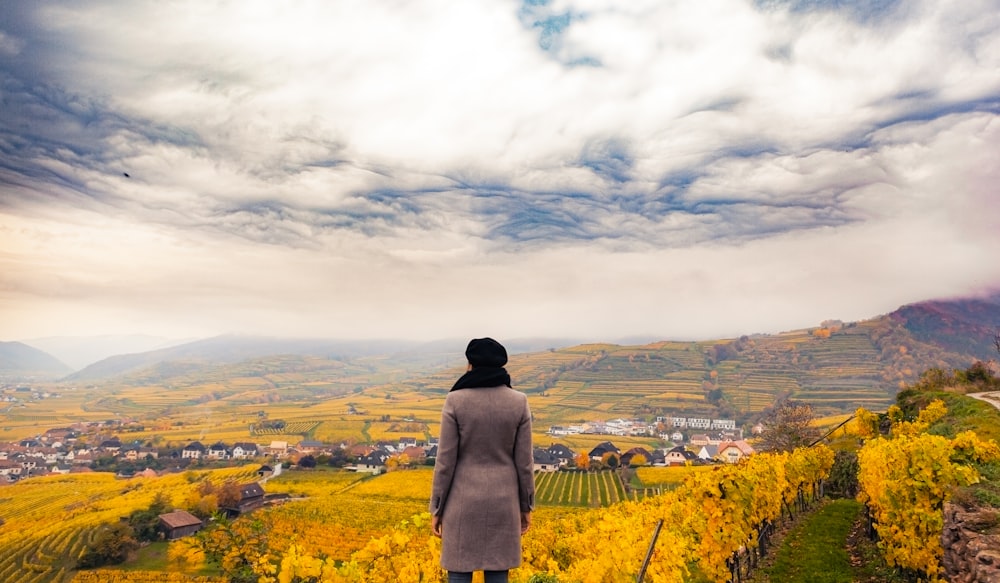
[748,499,903,583]
[969,391,1000,410]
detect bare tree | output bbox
[757,400,822,452]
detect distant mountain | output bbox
[0,342,73,380]
[21,335,190,371]
[891,293,1000,362]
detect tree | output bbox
[77,522,139,568]
[217,481,243,509]
[327,450,349,468]
[827,449,859,498]
[127,492,172,542]
[191,516,271,583]
[192,494,219,519]
[297,454,317,468]
[757,399,821,452]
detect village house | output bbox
[355,449,390,474]
[400,445,426,464]
[604,419,632,436]
[716,440,755,464]
[346,443,374,459]
[297,440,326,455]
[232,442,259,459]
[621,447,654,467]
[266,441,289,457]
[687,418,712,430]
[70,451,95,465]
[532,448,560,472]
[29,448,58,465]
[0,460,22,479]
[546,443,576,467]
[588,441,620,461]
[374,440,398,454]
[664,446,699,466]
[711,419,737,430]
[206,442,229,460]
[98,438,122,454]
[688,434,714,447]
[182,442,206,459]
[43,428,76,443]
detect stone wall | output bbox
[942,503,1000,583]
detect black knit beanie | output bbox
[465,337,508,368]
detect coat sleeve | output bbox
[429,396,459,515]
[514,395,535,512]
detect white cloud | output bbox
[1,0,999,341]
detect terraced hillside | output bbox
[489,315,985,423]
[496,329,886,421]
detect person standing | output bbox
[430,337,535,583]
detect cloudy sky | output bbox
[1,0,999,344]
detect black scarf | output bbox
[451,366,511,391]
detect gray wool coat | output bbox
[429,385,535,572]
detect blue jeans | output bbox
[448,571,509,583]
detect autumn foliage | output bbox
[856,399,1000,581]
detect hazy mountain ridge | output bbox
[21,334,189,371]
[3,294,999,398]
[0,341,73,380]
[57,336,590,384]
[63,336,428,382]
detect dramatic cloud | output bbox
[1,0,999,343]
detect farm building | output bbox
[159,510,203,540]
